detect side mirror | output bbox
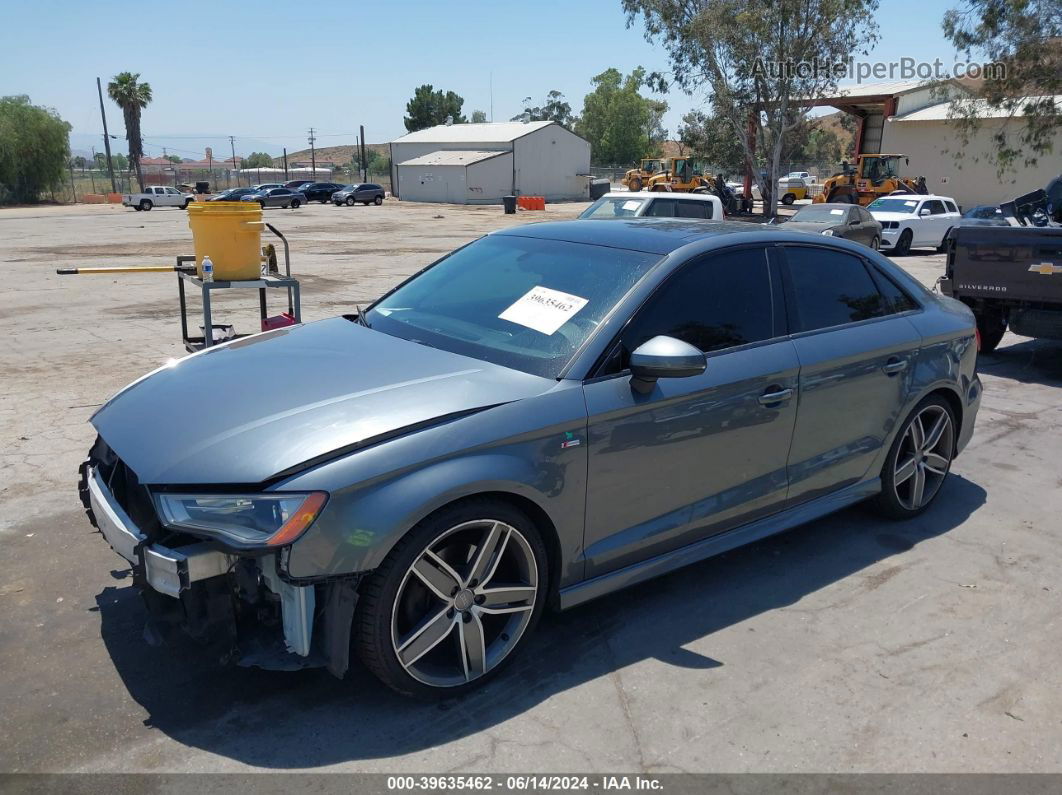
[629,336,707,394]
[919,208,931,216]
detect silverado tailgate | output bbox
[945,225,1062,302]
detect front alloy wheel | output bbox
[356,500,547,697]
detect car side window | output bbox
[871,268,920,313]
[783,246,889,331]
[674,200,709,219]
[944,200,958,213]
[644,198,676,217]
[616,248,774,367]
[924,200,945,215]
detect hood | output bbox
[869,211,914,223]
[92,318,553,484]
[782,221,839,234]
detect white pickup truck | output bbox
[123,185,194,211]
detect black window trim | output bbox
[585,242,786,382]
[776,242,923,338]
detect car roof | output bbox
[872,194,955,202]
[492,218,784,255]
[598,191,719,202]
[797,202,859,210]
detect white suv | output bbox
[868,194,961,255]
[579,191,723,221]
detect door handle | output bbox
[758,387,794,405]
[882,358,908,375]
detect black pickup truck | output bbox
[941,180,1062,352]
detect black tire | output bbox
[974,308,1007,353]
[346,196,356,207]
[374,195,383,206]
[133,206,142,211]
[782,193,796,205]
[871,394,956,520]
[628,177,642,192]
[937,228,952,254]
[182,200,191,210]
[139,199,152,211]
[827,190,856,204]
[290,198,300,209]
[893,228,913,256]
[870,236,880,251]
[259,201,266,209]
[355,498,549,698]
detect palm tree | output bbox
[107,72,152,192]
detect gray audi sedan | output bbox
[80,220,981,697]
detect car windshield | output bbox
[579,197,646,219]
[366,235,661,378]
[790,206,848,223]
[868,198,920,213]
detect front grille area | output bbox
[84,436,165,544]
[882,221,899,229]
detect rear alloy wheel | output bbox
[374,195,383,205]
[893,228,913,256]
[872,396,955,519]
[870,236,880,251]
[782,193,796,205]
[356,500,547,697]
[290,198,300,209]
[346,196,356,206]
[139,199,152,211]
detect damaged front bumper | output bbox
[81,463,359,677]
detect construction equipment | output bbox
[622,158,668,192]
[813,154,927,205]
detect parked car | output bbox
[207,187,258,202]
[122,185,194,211]
[80,218,980,696]
[299,182,346,203]
[332,183,386,206]
[961,205,1007,226]
[241,187,302,209]
[252,183,284,191]
[782,203,883,248]
[579,191,722,221]
[868,194,961,255]
[285,179,314,191]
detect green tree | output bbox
[163,154,182,163]
[942,0,1061,173]
[240,151,273,168]
[511,90,576,128]
[783,120,843,166]
[575,67,665,165]
[471,109,488,123]
[677,109,746,175]
[0,95,71,204]
[403,84,467,132]
[107,72,153,192]
[624,0,879,216]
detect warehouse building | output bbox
[389,121,590,204]
[815,80,1062,207]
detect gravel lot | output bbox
[1,200,1060,773]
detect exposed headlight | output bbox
[821,229,834,236]
[155,492,327,548]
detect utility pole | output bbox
[283,147,289,180]
[68,160,77,203]
[96,77,117,193]
[230,136,239,187]
[308,128,316,179]
[359,125,367,183]
[89,146,98,193]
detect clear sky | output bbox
[0,0,966,159]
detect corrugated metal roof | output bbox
[392,121,554,144]
[396,150,510,167]
[833,80,927,98]
[893,96,1061,121]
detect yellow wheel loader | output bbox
[813,154,927,205]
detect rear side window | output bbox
[674,200,712,219]
[620,247,774,358]
[783,246,888,331]
[944,200,958,213]
[873,269,919,313]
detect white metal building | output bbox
[390,121,591,204]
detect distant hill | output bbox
[816,111,856,158]
[281,143,389,163]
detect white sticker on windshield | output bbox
[499,286,589,335]
[830,209,844,215]
[904,200,917,206]
[623,200,641,211]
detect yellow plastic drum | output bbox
[186,201,264,280]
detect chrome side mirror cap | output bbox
[629,336,707,393]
